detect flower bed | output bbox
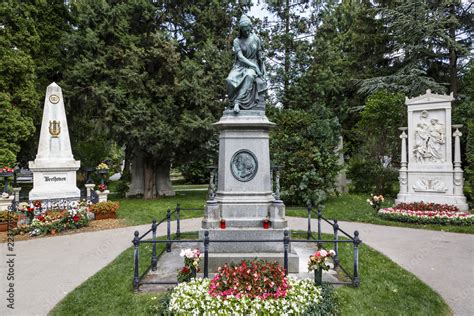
[168,259,326,314]
[379,202,473,226]
[12,201,90,236]
[169,278,322,315]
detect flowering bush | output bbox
[89,201,120,214]
[209,259,288,300]
[17,202,36,222]
[177,248,202,283]
[169,278,322,315]
[96,163,109,170]
[308,249,335,271]
[0,210,17,223]
[367,194,384,212]
[11,202,90,236]
[379,202,473,226]
[0,166,14,173]
[29,208,89,236]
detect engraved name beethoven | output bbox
[44,176,67,182]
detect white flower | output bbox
[1,192,9,198]
[319,249,328,257]
[329,249,336,257]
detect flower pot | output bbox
[220,219,226,229]
[314,269,322,286]
[94,213,116,220]
[0,221,16,232]
[263,220,270,229]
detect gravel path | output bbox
[1,217,472,315]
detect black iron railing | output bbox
[132,203,362,291]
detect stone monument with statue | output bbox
[395,89,468,211]
[200,15,299,272]
[29,83,81,200]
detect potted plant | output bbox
[220,218,226,229]
[0,210,17,232]
[263,216,271,229]
[177,248,202,283]
[308,248,335,285]
[367,194,384,212]
[89,201,120,220]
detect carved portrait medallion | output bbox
[230,150,258,182]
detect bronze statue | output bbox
[226,15,267,113]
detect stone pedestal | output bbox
[96,190,109,202]
[12,188,21,203]
[201,110,298,272]
[0,196,14,211]
[85,184,95,200]
[29,83,81,200]
[395,90,468,211]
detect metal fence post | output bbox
[283,230,289,276]
[166,208,171,252]
[353,230,361,287]
[307,204,312,240]
[333,219,339,268]
[151,219,158,271]
[176,203,181,239]
[133,230,140,291]
[317,205,322,240]
[204,230,209,278]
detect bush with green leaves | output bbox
[269,107,341,206]
[349,90,405,194]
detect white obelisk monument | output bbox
[29,83,81,200]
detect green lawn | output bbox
[50,233,450,315]
[114,188,473,233]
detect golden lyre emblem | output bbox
[49,120,61,138]
[49,94,60,104]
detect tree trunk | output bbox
[143,159,157,199]
[156,161,175,197]
[126,150,145,197]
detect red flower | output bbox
[37,215,45,222]
[182,266,190,273]
[73,215,79,222]
[27,207,34,213]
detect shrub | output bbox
[89,201,120,214]
[349,90,405,194]
[269,107,341,206]
[0,210,17,223]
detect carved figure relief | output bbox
[413,111,445,163]
[230,150,258,182]
[49,120,61,138]
[413,177,448,192]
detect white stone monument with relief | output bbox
[29,83,81,200]
[395,90,468,211]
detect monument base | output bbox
[199,228,300,273]
[395,193,468,211]
[29,161,81,200]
